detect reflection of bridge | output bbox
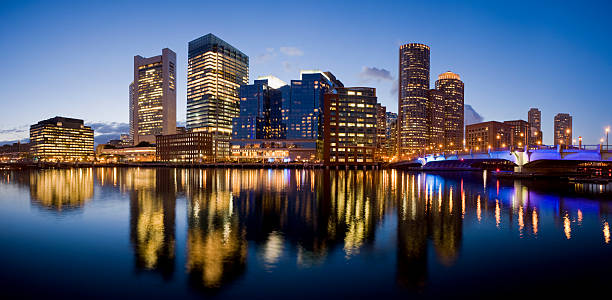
[393,146,612,175]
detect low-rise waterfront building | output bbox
[156,131,213,162]
[503,120,530,148]
[96,145,156,163]
[230,139,316,162]
[465,121,513,152]
[30,116,94,162]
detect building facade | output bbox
[30,117,94,161]
[156,132,213,162]
[465,121,513,152]
[132,48,177,144]
[554,113,572,147]
[436,71,464,150]
[233,79,285,140]
[398,43,430,156]
[375,104,387,159]
[321,87,377,165]
[427,89,445,150]
[503,120,530,149]
[528,108,542,146]
[187,34,249,159]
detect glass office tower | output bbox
[528,108,542,145]
[233,79,286,140]
[398,43,430,157]
[187,34,249,159]
[287,71,342,140]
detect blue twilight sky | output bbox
[0,0,611,144]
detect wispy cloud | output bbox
[280,46,304,56]
[359,67,394,82]
[464,105,484,125]
[390,81,398,95]
[255,48,276,64]
[86,122,129,135]
[0,125,29,143]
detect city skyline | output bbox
[1,1,611,144]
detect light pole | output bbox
[606,127,610,151]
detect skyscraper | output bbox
[427,89,445,150]
[286,71,342,140]
[398,43,430,156]
[128,82,135,145]
[436,71,464,150]
[554,113,572,147]
[233,78,286,140]
[187,34,249,159]
[375,103,387,154]
[132,48,177,145]
[528,108,542,145]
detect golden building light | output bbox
[30,117,94,162]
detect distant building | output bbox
[233,78,286,140]
[465,121,513,151]
[230,139,316,162]
[375,104,387,159]
[156,131,213,162]
[427,89,445,150]
[187,34,248,160]
[385,112,398,139]
[503,120,530,148]
[0,142,30,162]
[320,87,377,165]
[436,71,464,150]
[128,82,135,144]
[132,48,177,144]
[528,108,542,145]
[30,116,94,161]
[554,113,572,147]
[398,43,430,156]
[287,71,343,140]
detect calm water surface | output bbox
[0,168,611,298]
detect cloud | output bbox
[464,105,484,125]
[176,120,186,128]
[359,67,394,82]
[390,81,398,95]
[280,46,304,56]
[0,139,29,146]
[86,122,130,135]
[0,125,29,142]
[255,48,276,64]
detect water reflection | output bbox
[0,168,610,295]
[29,168,94,212]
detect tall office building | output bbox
[375,104,387,146]
[427,89,445,150]
[132,48,177,145]
[385,112,398,139]
[30,116,94,161]
[436,71,464,150]
[321,87,378,165]
[233,79,285,140]
[128,82,134,144]
[187,34,249,159]
[528,108,542,145]
[398,43,430,156]
[287,71,342,140]
[554,113,572,147]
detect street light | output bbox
[606,127,610,151]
